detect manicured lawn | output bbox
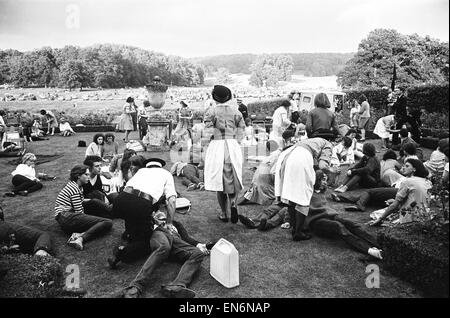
[0,131,428,298]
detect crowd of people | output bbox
[1,84,448,298]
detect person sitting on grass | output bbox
[85,133,105,158]
[4,153,45,197]
[39,109,58,136]
[332,159,431,217]
[380,149,403,187]
[369,159,431,226]
[424,138,449,177]
[102,133,119,162]
[400,142,419,163]
[1,206,52,258]
[334,143,380,193]
[54,165,113,251]
[81,156,117,218]
[330,136,355,167]
[345,128,363,159]
[398,128,423,161]
[170,161,204,191]
[59,117,76,137]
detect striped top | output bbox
[54,181,85,217]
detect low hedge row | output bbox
[0,254,64,298]
[377,221,449,298]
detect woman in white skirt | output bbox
[118,97,136,142]
[274,137,333,241]
[373,114,397,149]
[204,85,246,224]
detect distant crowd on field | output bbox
[1,83,448,298]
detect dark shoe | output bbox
[161,285,196,298]
[238,215,257,229]
[258,218,275,231]
[345,205,362,212]
[4,192,15,197]
[230,205,238,224]
[206,241,218,250]
[293,232,312,241]
[123,286,141,298]
[217,215,229,222]
[17,190,28,196]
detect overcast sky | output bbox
[0,0,448,57]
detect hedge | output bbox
[0,254,64,298]
[377,221,449,298]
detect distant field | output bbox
[0,75,339,113]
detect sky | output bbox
[0,0,448,58]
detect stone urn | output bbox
[145,76,168,110]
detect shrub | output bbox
[0,253,64,298]
[377,220,449,298]
[247,98,288,118]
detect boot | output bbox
[287,205,297,236]
[292,212,311,241]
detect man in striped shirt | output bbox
[54,165,112,251]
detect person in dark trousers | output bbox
[108,214,214,269]
[334,143,380,193]
[237,99,249,121]
[1,206,52,257]
[113,158,204,298]
[170,161,204,191]
[81,156,117,218]
[5,153,43,197]
[54,165,113,251]
[398,128,423,161]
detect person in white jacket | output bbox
[4,153,43,197]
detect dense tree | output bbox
[215,67,232,84]
[337,29,449,89]
[0,44,205,88]
[249,54,294,87]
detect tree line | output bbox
[191,52,354,76]
[0,44,205,89]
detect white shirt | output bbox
[11,164,38,181]
[272,107,291,136]
[126,167,177,202]
[59,122,73,132]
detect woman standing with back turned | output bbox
[204,85,246,224]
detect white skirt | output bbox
[204,139,243,192]
[274,145,315,211]
[373,117,390,139]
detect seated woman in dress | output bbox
[334,143,380,193]
[59,118,76,137]
[102,133,119,162]
[85,133,105,158]
[380,150,403,187]
[369,159,431,226]
[345,128,363,159]
[4,153,44,197]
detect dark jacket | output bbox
[351,156,380,181]
[306,107,340,138]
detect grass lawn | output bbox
[0,131,429,298]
